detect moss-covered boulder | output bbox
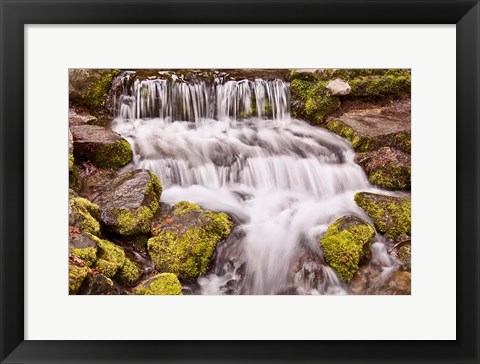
[391,242,411,271]
[320,215,375,282]
[354,192,411,241]
[70,125,132,169]
[326,119,411,153]
[349,74,411,99]
[69,231,98,267]
[355,147,411,190]
[87,234,126,277]
[69,69,119,116]
[69,154,79,190]
[69,262,88,294]
[290,78,340,124]
[93,169,162,236]
[77,272,118,295]
[134,273,183,295]
[69,196,101,236]
[116,257,143,286]
[148,201,233,280]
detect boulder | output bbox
[134,273,183,295]
[390,242,411,271]
[355,147,411,190]
[354,192,411,241]
[93,169,162,236]
[148,201,233,280]
[69,196,101,236]
[89,234,126,278]
[116,256,143,287]
[69,260,88,295]
[69,231,98,267]
[68,108,97,126]
[320,215,375,281]
[78,272,118,295]
[70,125,132,169]
[326,78,351,96]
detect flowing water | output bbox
[111,72,399,295]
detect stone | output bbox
[69,108,97,126]
[93,169,162,236]
[147,201,233,280]
[376,271,411,295]
[355,147,411,190]
[326,78,351,96]
[320,215,375,281]
[354,192,411,241]
[70,125,132,169]
[78,272,119,295]
[134,273,183,295]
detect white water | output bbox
[111,73,399,295]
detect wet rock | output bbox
[69,260,88,295]
[390,242,411,271]
[78,272,119,295]
[355,147,411,190]
[326,78,351,96]
[116,255,143,287]
[78,166,119,201]
[376,271,411,295]
[148,201,234,280]
[69,231,98,267]
[354,192,411,241]
[326,119,411,153]
[93,169,162,236]
[71,125,132,169]
[134,273,182,295]
[69,196,102,236]
[320,215,375,281]
[289,252,325,293]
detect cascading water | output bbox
[111,71,400,295]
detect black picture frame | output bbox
[1,0,479,363]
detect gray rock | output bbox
[92,169,162,236]
[70,125,132,169]
[326,78,351,96]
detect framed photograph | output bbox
[1,0,479,363]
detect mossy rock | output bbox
[320,215,375,282]
[349,74,411,99]
[69,196,101,236]
[69,232,98,267]
[391,243,411,271]
[116,257,143,287]
[290,78,340,124]
[134,273,183,295]
[69,263,88,294]
[326,119,411,153]
[70,125,132,169]
[69,154,79,190]
[354,192,411,241]
[69,69,119,116]
[77,272,118,295]
[148,201,233,280]
[93,169,162,236]
[355,147,411,190]
[87,234,126,277]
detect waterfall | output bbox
[113,72,289,125]
[111,71,398,295]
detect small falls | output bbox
[111,71,399,295]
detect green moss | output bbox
[95,139,132,169]
[147,211,233,279]
[320,216,375,281]
[71,247,97,267]
[350,75,411,99]
[86,69,120,114]
[369,165,411,190]
[290,79,340,124]
[69,154,79,190]
[354,192,411,240]
[112,206,154,236]
[69,264,88,294]
[145,172,162,213]
[70,197,101,236]
[173,201,201,215]
[397,244,411,271]
[395,131,412,153]
[89,234,126,277]
[135,273,183,295]
[117,258,142,286]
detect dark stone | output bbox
[78,272,119,295]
